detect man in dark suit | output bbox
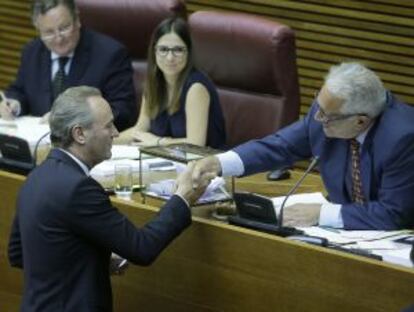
[8,86,210,311]
[192,62,414,230]
[0,0,137,131]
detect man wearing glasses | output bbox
[193,62,414,230]
[0,0,137,131]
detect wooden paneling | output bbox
[0,1,412,116]
[0,1,35,90]
[186,0,414,115]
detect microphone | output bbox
[275,156,320,237]
[33,131,50,166]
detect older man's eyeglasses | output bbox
[155,45,187,58]
[314,105,363,124]
[40,23,74,41]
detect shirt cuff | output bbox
[216,151,245,177]
[319,203,344,228]
[173,193,190,209]
[13,101,21,116]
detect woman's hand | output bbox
[132,130,160,146]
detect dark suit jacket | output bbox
[8,149,191,312]
[6,28,137,131]
[234,92,414,230]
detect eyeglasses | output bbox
[155,45,187,58]
[40,23,74,41]
[313,90,364,124]
[314,105,363,124]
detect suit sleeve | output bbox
[5,45,30,114]
[101,46,137,131]
[341,136,414,230]
[65,178,191,265]
[8,208,23,268]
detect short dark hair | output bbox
[32,0,78,25]
[145,17,194,118]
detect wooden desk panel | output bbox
[1,170,413,312]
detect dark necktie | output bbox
[52,57,69,100]
[350,139,365,204]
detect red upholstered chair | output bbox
[189,11,300,148]
[76,0,186,104]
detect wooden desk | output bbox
[1,170,413,312]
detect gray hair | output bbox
[324,62,387,118]
[49,86,101,148]
[32,0,78,25]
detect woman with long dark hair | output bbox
[117,17,225,149]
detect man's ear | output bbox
[71,125,86,145]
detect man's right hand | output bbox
[0,93,20,120]
[191,156,222,189]
[175,162,215,206]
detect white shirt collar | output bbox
[51,51,74,61]
[355,122,374,145]
[58,148,90,175]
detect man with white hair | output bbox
[193,62,414,230]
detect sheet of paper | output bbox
[379,247,413,268]
[111,145,140,160]
[356,240,397,250]
[272,192,329,214]
[299,227,412,245]
[0,116,50,148]
[146,176,230,203]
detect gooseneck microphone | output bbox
[33,131,50,166]
[275,156,320,237]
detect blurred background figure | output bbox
[1,0,137,131]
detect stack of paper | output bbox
[146,176,230,203]
[110,145,140,160]
[272,192,329,215]
[0,116,50,150]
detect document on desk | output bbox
[299,226,412,245]
[111,145,140,160]
[0,116,50,148]
[146,176,230,203]
[271,192,328,214]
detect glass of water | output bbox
[114,164,132,199]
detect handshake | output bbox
[174,156,222,206]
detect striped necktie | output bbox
[350,138,365,204]
[52,57,69,100]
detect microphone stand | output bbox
[274,156,320,237]
[33,131,50,167]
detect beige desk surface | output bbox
[0,170,413,312]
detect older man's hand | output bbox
[175,162,215,206]
[283,203,322,227]
[191,156,221,189]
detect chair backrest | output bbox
[189,11,300,148]
[76,0,187,102]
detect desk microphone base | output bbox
[228,216,303,237]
